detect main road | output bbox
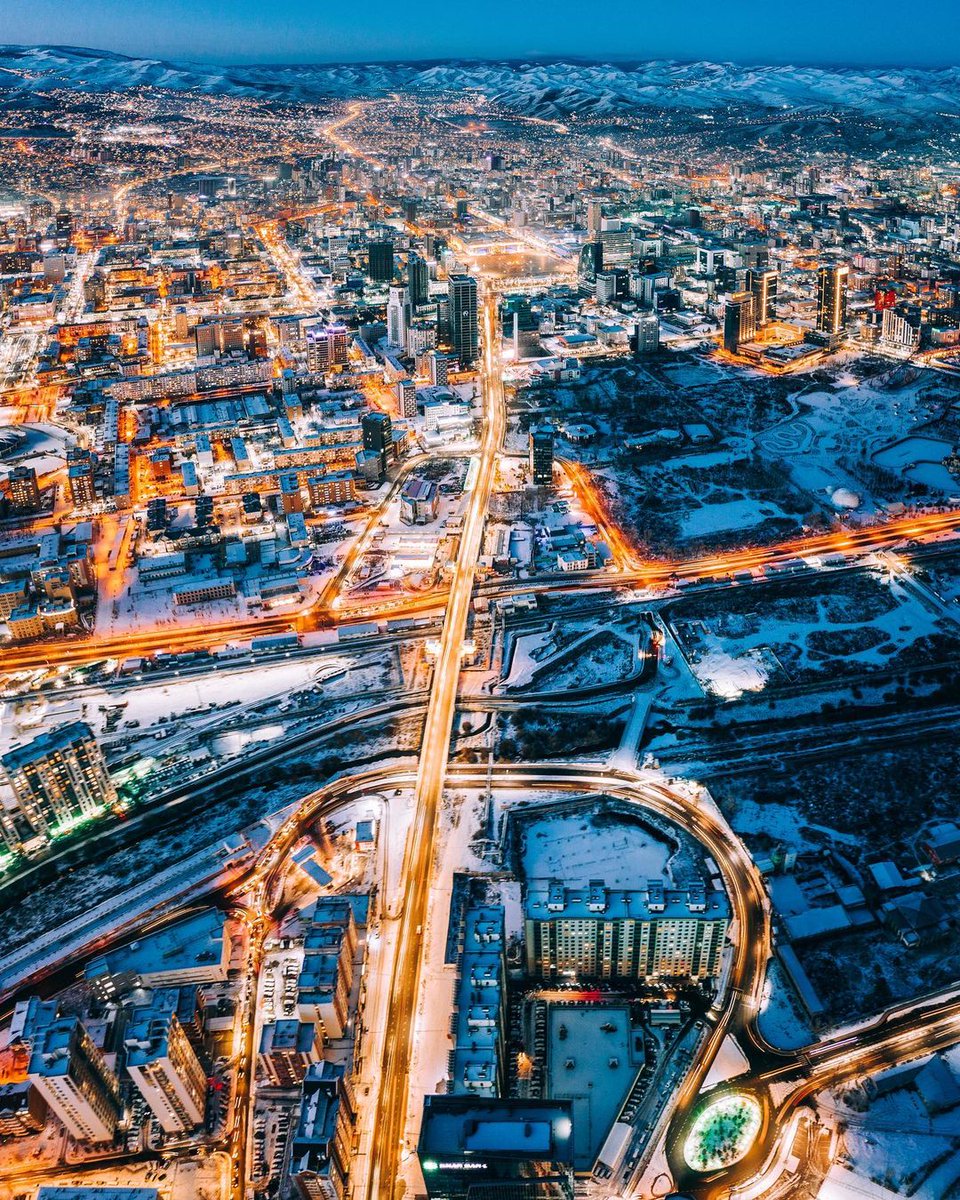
[365,289,505,1199]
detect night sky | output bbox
[4,0,960,67]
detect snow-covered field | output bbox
[671,569,954,694]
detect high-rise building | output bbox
[25,1015,121,1143]
[306,326,350,373]
[407,253,429,308]
[816,263,849,336]
[586,198,604,239]
[577,241,603,296]
[723,291,756,353]
[596,269,629,303]
[448,275,479,366]
[54,210,73,250]
[8,465,41,514]
[524,879,728,982]
[427,351,450,387]
[529,427,555,487]
[368,240,394,282]
[386,286,411,349]
[634,311,660,357]
[124,997,207,1135]
[361,411,393,474]
[66,451,96,508]
[600,228,633,269]
[258,1020,323,1088]
[1,722,117,852]
[396,378,417,420]
[746,267,778,327]
[405,321,436,356]
[418,1096,575,1200]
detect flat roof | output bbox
[419,1096,574,1164]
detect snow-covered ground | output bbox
[518,805,673,888]
[759,371,951,514]
[821,1050,960,1200]
[672,569,952,695]
[757,959,813,1050]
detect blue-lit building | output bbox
[289,1061,356,1200]
[449,905,506,1098]
[85,908,233,996]
[418,1096,575,1200]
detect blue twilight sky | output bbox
[4,0,960,67]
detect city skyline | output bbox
[2,15,960,1200]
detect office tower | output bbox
[816,263,849,336]
[54,210,73,250]
[596,268,629,303]
[1,722,117,851]
[723,291,756,353]
[448,274,479,366]
[586,198,604,239]
[407,253,429,308]
[306,325,350,372]
[419,1096,575,1200]
[529,427,555,487]
[428,351,450,386]
[387,286,411,348]
[289,1062,356,1200]
[26,1015,121,1142]
[577,241,603,297]
[361,410,393,474]
[524,878,728,982]
[600,228,633,269]
[8,465,40,514]
[397,378,417,420]
[124,1001,206,1134]
[368,239,394,282]
[634,311,660,357]
[746,267,778,327]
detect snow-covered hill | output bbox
[1,45,959,128]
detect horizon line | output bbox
[3,42,959,73]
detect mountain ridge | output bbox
[1,44,958,127]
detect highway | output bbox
[365,288,505,1199]
[3,501,960,678]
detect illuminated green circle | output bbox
[683,1093,762,1173]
